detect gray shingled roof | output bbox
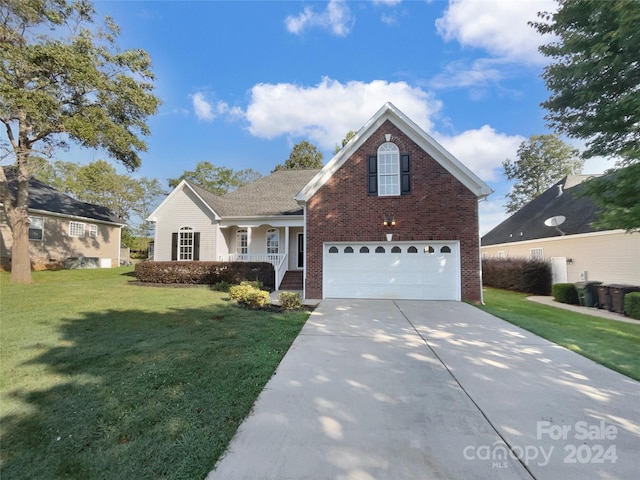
[482,175,603,246]
[188,169,321,217]
[3,167,125,224]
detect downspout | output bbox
[302,204,307,301]
[478,197,486,305]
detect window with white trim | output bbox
[377,142,400,196]
[69,221,85,237]
[266,228,279,254]
[237,229,248,255]
[89,224,98,238]
[29,216,44,241]
[179,227,194,260]
[530,248,544,260]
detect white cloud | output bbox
[285,0,354,36]
[435,0,557,64]
[191,92,214,121]
[435,125,525,182]
[429,57,506,91]
[191,93,243,122]
[244,77,441,150]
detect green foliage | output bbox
[334,130,357,154]
[167,161,261,194]
[482,257,551,295]
[278,291,303,310]
[229,282,270,309]
[273,140,323,172]
[532,0,640,162]
[502,134,582,213]
[212,280,231,292]
[624,292,640,320]
[0,0,160,282]
[552,283,579,305]
[580,163,640,232]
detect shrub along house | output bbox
[481,175,640,286]
[148,103,492,301]
[1,167,125,270]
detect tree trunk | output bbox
[9,209,31,283]
[2,151,33,283]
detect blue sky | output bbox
[81,0,610,234]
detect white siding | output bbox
[482,231,640,285]
[153,187,218,261]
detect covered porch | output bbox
[217,219,304,291]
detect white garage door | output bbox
[323,242,460,300]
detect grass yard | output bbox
[0,267,309,479]
[477,288,640,381]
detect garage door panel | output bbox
[324,242,460,300]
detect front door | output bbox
[297,233,304,268]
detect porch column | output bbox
[247,227,252,255]
[285,227,289,262]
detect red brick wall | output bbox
[305,120,482,302]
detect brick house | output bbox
[148,103,492,301]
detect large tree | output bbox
[503,134,583,213]
[273,140,323,172]
[532,0,639,163]
[0,0,160,282]
[167,161,261,195]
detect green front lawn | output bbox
[0,267,309,479]
[477,288,640,381]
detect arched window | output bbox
[407,246,418,253]
[440,246,451,253]
[377,142,400,196]
[267,228,279,254]
[425,246,435,254]
[329,246,339,253]
[236,229,248,255]
[359,246,370,253]
[391,246,401,253]
[375,246,385,253]
[179,227,194,261]
[344,246,354,253]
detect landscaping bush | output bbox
[245,289,270,309]
[482,257,551,295]
[624,292,640,320]
[212,280,231,292]
[134,261,274,289]
[278,291,303,310]
[552,283,579,305]
[229,281,271,309]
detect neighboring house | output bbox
[481,175,640,285]
[149,103,493,301]
[0,167,125,270]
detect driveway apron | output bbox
[207,300,640,480]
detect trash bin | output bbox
[575,281,602,307]
[596,285,612,311]
[609,284,640,315]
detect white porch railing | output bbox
[218,254,288,289]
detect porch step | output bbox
[279,271,303,291]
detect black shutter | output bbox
[171,232,178,261]
[401,154,411,195]
[193,232,200,261]
[367,155,378,195]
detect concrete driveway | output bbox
[207,300,640,480]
